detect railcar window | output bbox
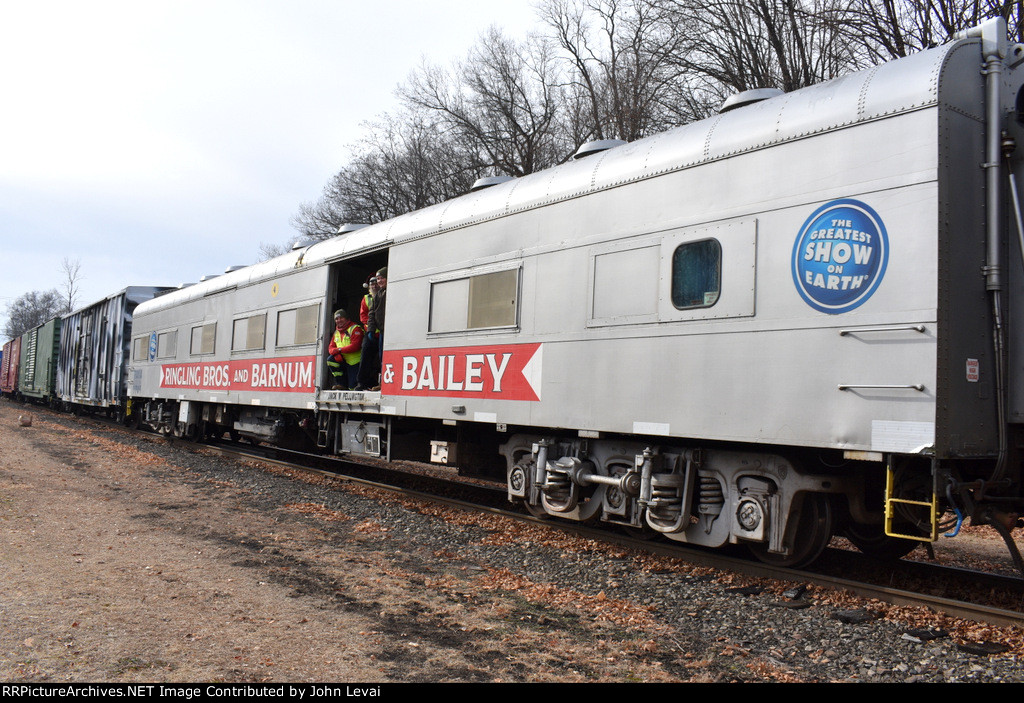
[429,268,519,333]
[430,278,470,333]
[157,330,177,359]
[132,337,145,361]
[468,269,518,329]
[232,314,266,351]
[671,239,721,309]
[276,304,319,347]
[190,323,217,355]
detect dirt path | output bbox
[0,405,398,681]
[0,401,681,683]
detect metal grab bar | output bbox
[838,325,926,336]
[838,384,925,391]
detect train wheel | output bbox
[749,493,834,568]
[523,501,550,519]
[844,523,921,560]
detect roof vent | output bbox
[291,239,314,250]
[336,223,369,235]
[199,274,220,282]
[470,175,515,192]
[718,88,784,114]
[177,283,196,289]
[224,265,245,273]
[573,139,627,160]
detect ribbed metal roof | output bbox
[138,38,969,317]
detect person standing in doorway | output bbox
[356,267,387,391]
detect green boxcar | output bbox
[19,317,61,404]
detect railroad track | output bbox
[194,436,1024,629]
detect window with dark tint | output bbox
[671,239,721,309]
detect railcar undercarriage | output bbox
[497,433,1024,572]
[499,434,864,567]
[132,399,320,451]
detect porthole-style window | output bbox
[671,239,721,309]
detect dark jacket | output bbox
[367,287,386,335]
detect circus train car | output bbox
[129,20,1024,567]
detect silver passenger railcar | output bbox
[129,20,1024,567]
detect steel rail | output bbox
[201,440,1024,629]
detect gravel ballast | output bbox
[1,399,1022,683]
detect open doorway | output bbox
[323,250,388,390]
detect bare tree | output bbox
[845,0,1023,63]
[658,0,858,118]
[291,108,483,241]
[257,239,302,262]
[290,184,352,241]
[292,28,570,244]
[4,289,63,339]
[59,257,83,313]
[291,0,1024,252]
[401,27,570,176]
[541,0,690,140]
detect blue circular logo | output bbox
[792,199,888,314]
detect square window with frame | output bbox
[157,330,178,359]
[232,314,266,351]
[190,323,217,355]
[276,304,319,347]
[429,267,519,333]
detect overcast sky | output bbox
[0,0,541,341]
